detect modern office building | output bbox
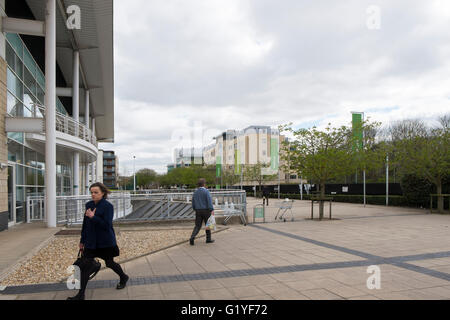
[0,0,114,231]
[102,150,118,189]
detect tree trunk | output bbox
[437,179,444,213]
[319,183,325,220]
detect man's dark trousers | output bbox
[190,209,212,241]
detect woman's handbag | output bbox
[206,215,216,231]
[73,249,101,280]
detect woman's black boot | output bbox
[116,274,129,290]
[67,292,85,300]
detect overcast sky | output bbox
[99,0,450,175]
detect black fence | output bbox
[240,183,402,196]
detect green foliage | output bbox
[243,162,278,196]
[158,165,216,188]
[135,168,157,189]
[279,120,383,196]
[387,116,450,212]
[400,174,434,208]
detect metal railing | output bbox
[27,190,247,226]
[7,103,97,147]
[27,192,133,225]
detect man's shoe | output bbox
[67,293,85,300]
[189,238,194,246]
[116,274,129,290]
[206,239,215,243]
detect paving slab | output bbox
[2,201,450,300]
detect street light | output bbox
[133,156,136,193]
[351,111,366,207]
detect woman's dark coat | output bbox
[80,198,117,249]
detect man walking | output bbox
[190,178,215,245]
[262,185,270,206]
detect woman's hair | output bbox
[89,182,111,199]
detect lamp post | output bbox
[386,154,389,206]
[133,156,136,193]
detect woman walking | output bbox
[68,182,129,300]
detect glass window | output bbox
[25,167,36,185]
[6,43,16,71]
[36,70,45,90]
[56,99,68,115]
[36,187,45,197]
[23,48,36,78]
[5,40,23,79]
[7,92,23,116]
[36,153,45,171]
[25,148,36,167]
[8,139,23,163]
[23,88,35,117]
[64,176,71,189]
[7,68,23,99]
[6,33,23,59]
[15,186,25,223]
[36,85,45,106]
[16,164,24,185]
[23,66,37,97]
[37,170,44,186]
[7,132,24,144]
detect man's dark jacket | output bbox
[80,198,117,249]
[192,187,214,211]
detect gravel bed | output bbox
[0,229,195,286]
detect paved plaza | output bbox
[1,199,450,300]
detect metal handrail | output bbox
[7,103,97,147]
[26,190,247,226]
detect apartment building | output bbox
[102,150,118,189]
[205,125,302,186]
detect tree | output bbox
[222,168,240,189]
[117,175,133,190]
[280,120,382,219]
[157,165,216,189]
[135,168,157,189]
[243,162,277,197]
[388,116,450,213]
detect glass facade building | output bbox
[5,33,72,224]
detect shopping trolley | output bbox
[218,203,247,226]
[274,199,294,222]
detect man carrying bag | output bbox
[190,178,215,245]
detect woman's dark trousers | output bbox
[78,251,126,296]
[190,209,212,241]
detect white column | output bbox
[85,164,89,194]
[85,90,90,194]
[85,90,89,127]
[91,118,96,183]
[73,50,80,196]
[45,0,57,228]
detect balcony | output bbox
[5,103,98,162]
